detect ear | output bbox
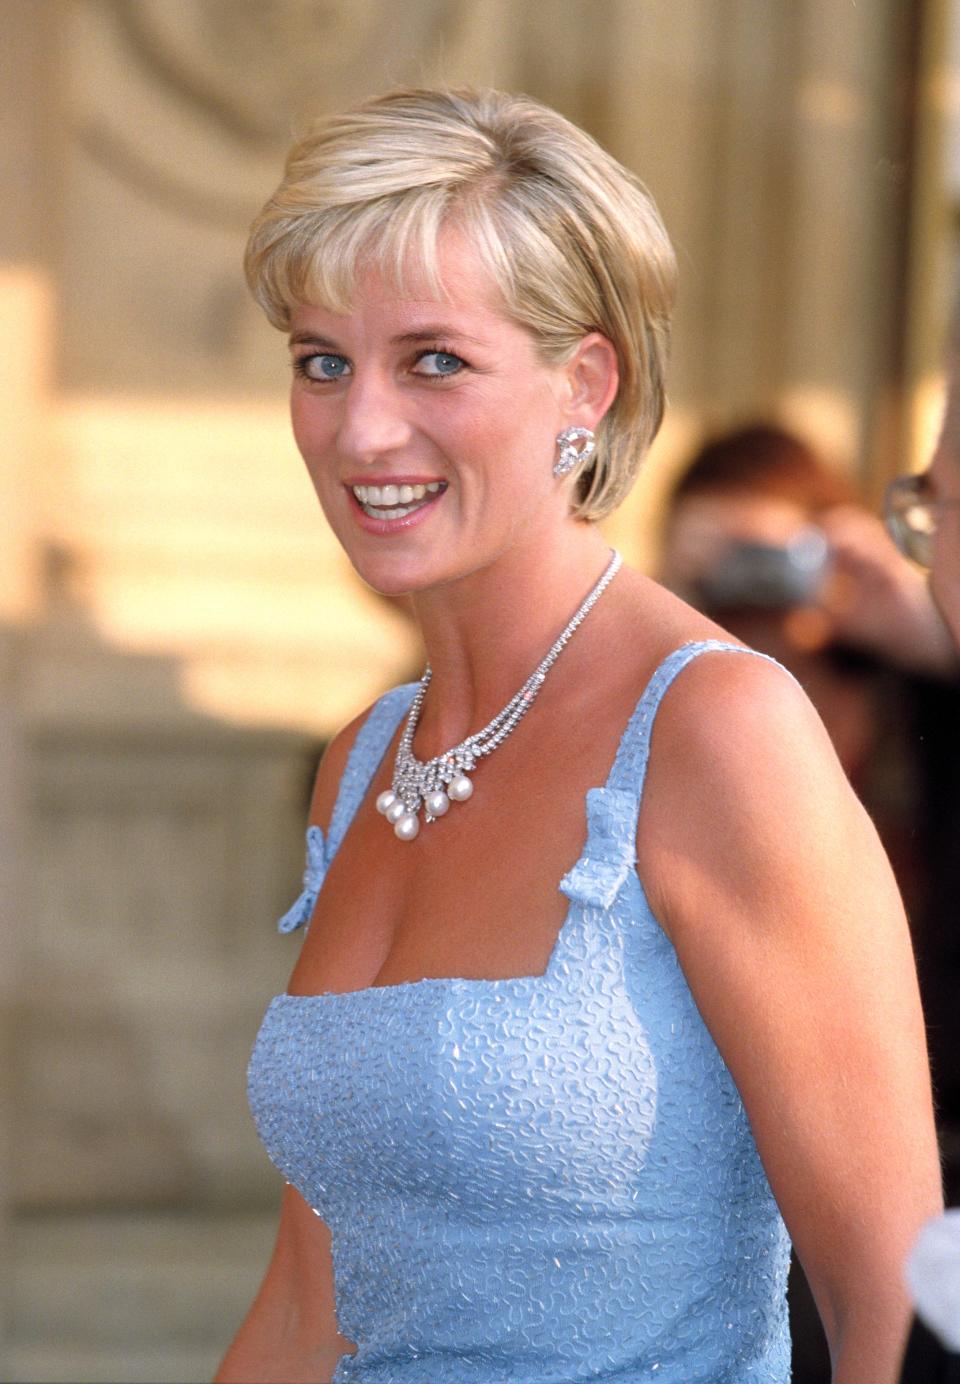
[559,332,619,429]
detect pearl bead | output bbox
[376,790,397,815]
[385,799,406,825]
[394,812,420,841]
[424,790,450,817]
[447,774,473,802]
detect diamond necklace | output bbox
[376,549,622,841]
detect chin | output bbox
[361,571,420,600]
[349,552,442,600]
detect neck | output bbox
[408,520,613,751]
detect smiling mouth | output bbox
[351,481,445,521]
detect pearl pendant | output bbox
[447,774,474,802]
[424,789,450,818]
[385,799,406,825]
[376,790,397,815]
[394,812,420,842]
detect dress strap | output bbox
[276,682,417,934]
[606,639,785,813]
[559,640,781,910]
[327,682,418,860]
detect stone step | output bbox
[6,1340,225,1384]
[9,1210,278,1382]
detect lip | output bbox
[346,483,446,535]
[343,476,446,488]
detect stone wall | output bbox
[0,1,933,1375]
[18,715,309,1211]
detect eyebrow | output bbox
[288,331,338,349]
[390,327,487,347]
[287,326,488,349]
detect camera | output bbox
[696,526,831,611]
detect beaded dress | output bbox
[247,641,792,1382]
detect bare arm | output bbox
[640,652,942,1384]
[215,1184,355,1383]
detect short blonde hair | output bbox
[245,87,677,520]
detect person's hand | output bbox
[816,506,959,678]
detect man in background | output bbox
[887,341,960,1381]
[662,422,960,1383]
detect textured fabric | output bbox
[277,685,420,935]
[248,640,792,1382]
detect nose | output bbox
[336,369,413,464]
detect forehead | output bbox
[365,232,500,312]
[326,224,495,306]
[290,227,525,343]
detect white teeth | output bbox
[351,480,444,510]
[365,503,419,519]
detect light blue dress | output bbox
[248,641,792,1382]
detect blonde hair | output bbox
[245,87,677,520]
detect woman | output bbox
[218,88,941,1383]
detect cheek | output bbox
[290,392,332,458]
[290,397,339,491]
[289,398,341,516]
[447,395,554,490]
[289,393,310,457]
[931,519,960,610]
[942,517,960,579]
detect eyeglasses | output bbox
[884,473,960,568]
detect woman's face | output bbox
[928,400,960,648]
[287,230,583,597]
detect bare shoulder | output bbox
[637,646,895,944]
[647,643,842,803]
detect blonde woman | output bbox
[218,88,941,1384]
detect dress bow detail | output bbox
[559,787,637,909]
[277,824,327,934]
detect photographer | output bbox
[661,424,960,1380]
[884,343,960,1379]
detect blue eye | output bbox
[297,353,351,381]
[416,351,465,377]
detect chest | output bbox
[252,870,751,1226]
[254,929,661,1225]
[287,691,639,997]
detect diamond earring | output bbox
[553,426,596,478]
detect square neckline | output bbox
[279,639,760,1002]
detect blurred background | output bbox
[2,1,960,1380]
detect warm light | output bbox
[0,266,53,623]
[910,369,949,475]
[52,395,418,734]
